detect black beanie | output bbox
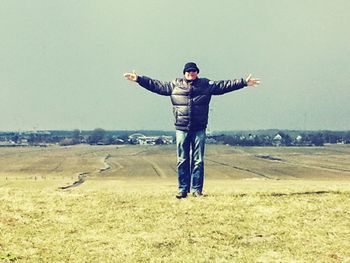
[183,62,200,74]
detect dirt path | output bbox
[99,154,111,172]
[279,159,350,174]
[206,158,276,180]
[60,154,112,189]
[59,172,89,189]
[255,154,350,174]
[142,157,168,178]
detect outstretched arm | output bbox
[210,74,261,95]
[123,70,174,96]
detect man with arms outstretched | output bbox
[124,62,260,198]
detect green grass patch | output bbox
[1,145,350,262]
[1,179,350,262]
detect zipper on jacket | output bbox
[188,83,193,129]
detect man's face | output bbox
[184,70,198,80]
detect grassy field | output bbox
[1,144,350,262]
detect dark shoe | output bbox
[192,191,204,197]
[176,192,187,199]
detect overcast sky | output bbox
[1,0,349,131]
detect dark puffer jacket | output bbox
[137,76,247,131]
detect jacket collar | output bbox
[184,77,199,84]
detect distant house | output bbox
[273,134,283,146]
[128,133,173,145]
[158,136,173,144]
[114,138,125,145]
[128,133,147,144]
[19,138,29,146]
[337,139,346,145]
[137,136,173,145]
[0,141,15,147]
[296,135,303,142]
[138,136,158,145]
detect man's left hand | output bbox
[246,74,261,87]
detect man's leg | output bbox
[176,130,191,195]
[191,129,206,194]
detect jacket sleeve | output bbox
[209,78,247,95]
[136,76,174,96]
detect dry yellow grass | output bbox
[1,144,350,262]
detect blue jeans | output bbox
[176,129,206,193]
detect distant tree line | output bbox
[1,129,349,147]
[0,129,174,146]
[211,130,350,147]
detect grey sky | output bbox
[1,0,349,131]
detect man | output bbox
[124,62,260,199]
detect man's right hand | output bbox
[123,70,138,82]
